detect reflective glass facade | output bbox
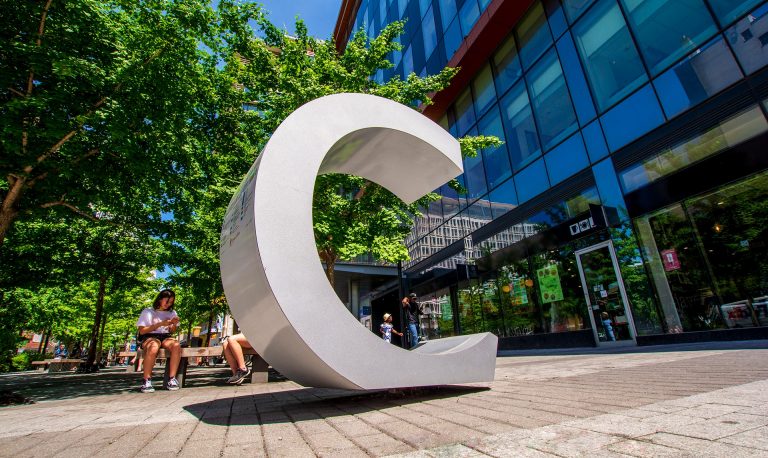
[344,0,768,346]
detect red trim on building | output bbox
[333,0,535,120]
[334,0,363,53]
[423,0,535,120]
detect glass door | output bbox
[575,240,637,345]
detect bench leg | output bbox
[178,358,189,388]
[250,355,269,384]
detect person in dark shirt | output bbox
[402,293,421,349]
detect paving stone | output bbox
[606,438,697,458]
[718,426,768,451]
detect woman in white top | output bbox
[136,289,181,392]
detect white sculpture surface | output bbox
[220,93,497,390]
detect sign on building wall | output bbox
[537,265,564,304]
[661,249,681,271]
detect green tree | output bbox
[0,0,262,247]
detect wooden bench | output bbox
[30,359,82,372]
[133,346,268,389]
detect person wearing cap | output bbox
[379,313,403,343]
[402,293,421,348]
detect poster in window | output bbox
[537,265,564,303]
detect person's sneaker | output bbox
[166,377,180,391]
[226,368,251,385]
[140,379,155,393]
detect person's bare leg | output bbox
[161,339,181,378]
[142,339,160,379]
[228,334,253,371]
[222,339,238,375]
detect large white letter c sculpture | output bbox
[220,93,497,390]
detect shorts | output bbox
[138,333,173,346]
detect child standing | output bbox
[379,313,403,343]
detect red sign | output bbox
[661,249,681,271]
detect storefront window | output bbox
[635,170,768,331]
[495,260,540,336]
[531,246,590,333]
[726,3,768,75]
[457,279,484,334]
[572,0,648,112]
[620,0,718,76]
[420,287,457,339]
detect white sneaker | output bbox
[167,377,180,391]
[140,379,154,393]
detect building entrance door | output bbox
[575,240,637,346]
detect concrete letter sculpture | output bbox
[220,93,497,390]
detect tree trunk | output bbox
[319,249,337,287]
[96,312,107,363]
[86,275,106,369]
[204,308,214,347]
[42,330,50,355]
[0,176,25,248]
[37,330,46,353]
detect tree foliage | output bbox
[0,0,501,364]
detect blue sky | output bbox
[258,0,344,39]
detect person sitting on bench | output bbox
[136,289,182,393]
[222,333,253,385]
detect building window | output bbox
[727,4,768,74]
[543,133,589,185]
[562,0,598,23]
[500,80,541,170]
[514,158,550,203]
[472,64,497,117]
[526,48,579,150]
[599,84,664,152]
[653,36,743,119]
[516,2,554,69]
[459,0,481,38]
[708,0,763,27]
[620,0,718,76]
[619,105,768,193]
[492,35,523,96]
[572,0,648,112]
[478,106,512,189]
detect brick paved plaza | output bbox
[1,340,767,457]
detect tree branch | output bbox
[26,46,166,174]
[26,0,53,96]
[27,148,99,188]
[8,87,25,98]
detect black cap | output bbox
[409,293,417,298]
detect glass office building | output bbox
[334,0,768,348]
